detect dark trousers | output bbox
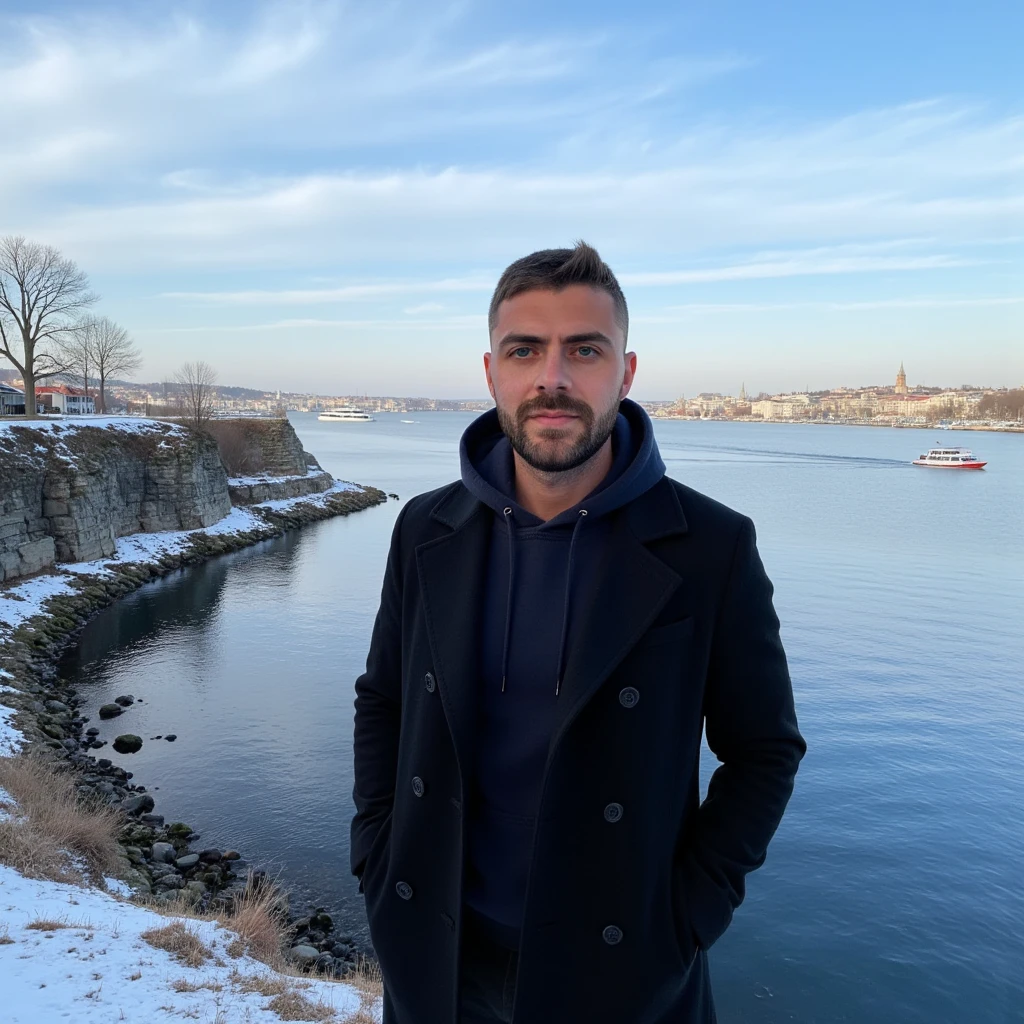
[458,914,519,1024]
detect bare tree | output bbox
[60,332,94,405]
[86,317,142,413]
[0,236,97,417]
[174,360,218,431]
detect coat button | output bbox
[618,687,640,709]
[396,881,414,901]
[424,671,436,693]
[602,925,623,945]
[603,802,623,823]
[411,776,425,798]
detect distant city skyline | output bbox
[1,1,1021,399]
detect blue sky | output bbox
[1,1,1021,398]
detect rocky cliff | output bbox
[204,418,336,505]
[0,420,230,583]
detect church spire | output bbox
[895,361,908,394]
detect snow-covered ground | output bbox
[0,416,183,438]
[0,863,374,1023]
[0,481,363,641]
[227,468,328,486]
[0,672,21,756]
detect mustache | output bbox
[516,395,593,423]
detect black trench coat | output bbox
[351,476,806,1024]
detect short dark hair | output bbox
[488,241,628,341]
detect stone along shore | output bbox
[0,417,388,977]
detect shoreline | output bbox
[650,416,1024,432]
[0,480,388,977]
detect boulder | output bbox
[112,734,143,754]
[290,944,321,962]
[98,704,123,719]
[114,695,135,707]
[121,793,155,816]
[175,854,200,871]
[150,841,176,864]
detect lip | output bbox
[530,412,578,423]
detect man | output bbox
[351,242,807,1023]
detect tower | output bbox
[895,362,907,394]
[739,382,747,401]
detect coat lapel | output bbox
[549,481,686,751]
[415,486,490,779]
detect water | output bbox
[58,413,1024,1023]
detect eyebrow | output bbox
[497,330,615,348]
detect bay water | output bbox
[58,413,1024,1023]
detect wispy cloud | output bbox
[651,296,1024,316]
[0,1,1020,393]
[162,276,493,305]
[144,315,484,333]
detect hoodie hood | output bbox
[459,396,665,524]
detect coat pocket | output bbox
[669,864,701,971]
[361,811,394,900]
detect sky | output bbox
[1,0,1021,399]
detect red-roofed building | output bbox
[35,384,95,415]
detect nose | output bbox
[534,345,570,392]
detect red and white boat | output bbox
[913,446,987,469]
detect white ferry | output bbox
[912,446,986,469]
[318,407,375,422]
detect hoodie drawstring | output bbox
[555,509,588,696]
[500,507,515,693]
[500,507,588,697]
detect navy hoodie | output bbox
[458,397,666,949]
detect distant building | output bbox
[0,382,26,415]
[35,384,95,415]
[895,362,908,394]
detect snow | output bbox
[254,480,359,511]
[0,687,22,755]
[228,469,325,486]
[0,863,375,1023]
[0,417,183,438]
[0,483,366,641]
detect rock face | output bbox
[0,420,230,583]
[216,418,337,505]
[228,470,334,505]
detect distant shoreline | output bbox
[650,416,1024,433]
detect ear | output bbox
[619,351,637,400]
[483,351,496,400]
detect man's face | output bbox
[484,285,636,473]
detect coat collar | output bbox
[429,475,688,543]
[419,475,688,783]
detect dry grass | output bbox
[266,990,337,1021]
[171,977,224,994]
[233,972,291,998]
[25,918,72,931]
[139,870,295,972]
[214,873,292,967]
[232,971,339,1022]
[0,754,121,884]
[204,420,267,476]
[140,921,213,968]
[0,925,13,945]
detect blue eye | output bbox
[511,347,532,358]
[577,346,596,357]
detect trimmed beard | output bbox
[497,393,619,473]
